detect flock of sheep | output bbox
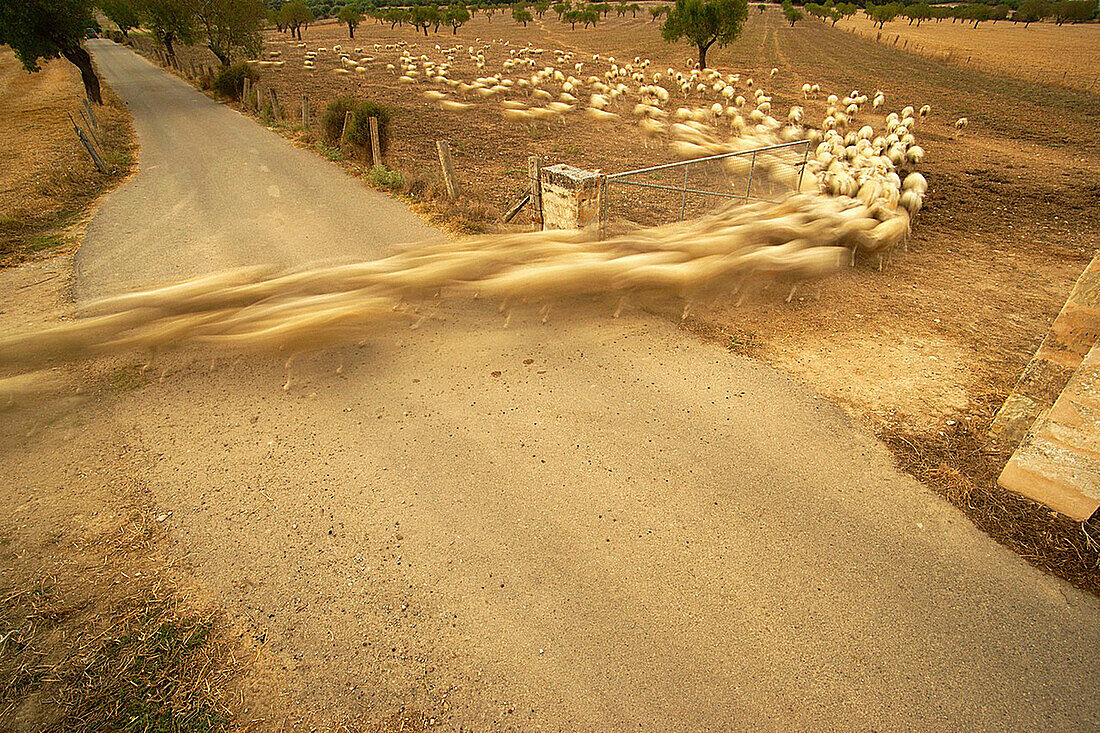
[275,35,946,226]
[0,34,958,398]
[2,190,903,396]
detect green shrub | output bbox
[212,62,258,101]
[321,97,389,151]
[367,165,405,191]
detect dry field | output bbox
[0,49,134,266]
[834,15,1100,92]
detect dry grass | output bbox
[0,483,240,730]
[880,410,1100,596]
[0,49,135,267]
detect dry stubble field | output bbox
[834,14,1100,92]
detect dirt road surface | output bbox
[7,40,1097,729]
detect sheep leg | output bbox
[142,345,157,372]
[613,296,626,319]
[503,309,512,329]
[786,285,797,303]
[849,246,858,267]
[540,303,551,324]
[283,353,297,392]
[681,301,692,321]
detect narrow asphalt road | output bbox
[76,41,441,300]
[59,40,1100,728]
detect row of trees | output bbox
[354,0,656,34]
[803,1,859,24]
[858,0,1094,27]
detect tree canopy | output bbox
[662,0,748,70]
[0,0,103,103]
[279,1,313,38]
[193,0,264,66]
[100,0,142,37]
[337,4,363,36]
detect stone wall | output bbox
[989,253,1100,449]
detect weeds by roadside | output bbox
[881,410,1100,596]
[0,495,239,731]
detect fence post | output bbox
[254,81,262,113]
[82,98,99,131]
[79,108,100,147]
[242,77,251,109]
[598,174,608,239]
[436,140,460,199]
[339,110,355,146]
[269,88,281,121]
[302,95,311,129]
[679,164,688,220]
[528,154,543,230]
[369,117,382,166]
[68,114,107,174]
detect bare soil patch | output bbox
[0,49,134,266]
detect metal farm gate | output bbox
[598,139,812,233]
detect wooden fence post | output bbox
[254,81,262,113]
[79,108,100,147]
[68,114,107,174]
[269,88,281,121]
[528,155,543,229]
[369,116,382,166]
[436,140,459,199]
[302,95,311,128]
[339,110,355,146]
[82,98,99,130]
[242,77,251,108]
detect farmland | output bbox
[834,14,1100,92]
[152,9,1100,432]
[2,6,1099,728]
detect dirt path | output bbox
[4,40,1097,729]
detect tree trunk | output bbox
[209,45,231,67]
[349,25,355,38]
[61,45,102,105]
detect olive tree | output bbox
[662,0,748,70]
[0,0,104,103]
[279,1,313,39]
[337,5,363,36]
[144,0,196,63]
[100,0,142,37]
[193,0,264,66]
[445,2,470,32]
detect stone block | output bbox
[540,164,602,231]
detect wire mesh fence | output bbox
[599,139,812,230]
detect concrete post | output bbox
[539,163,603,231]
